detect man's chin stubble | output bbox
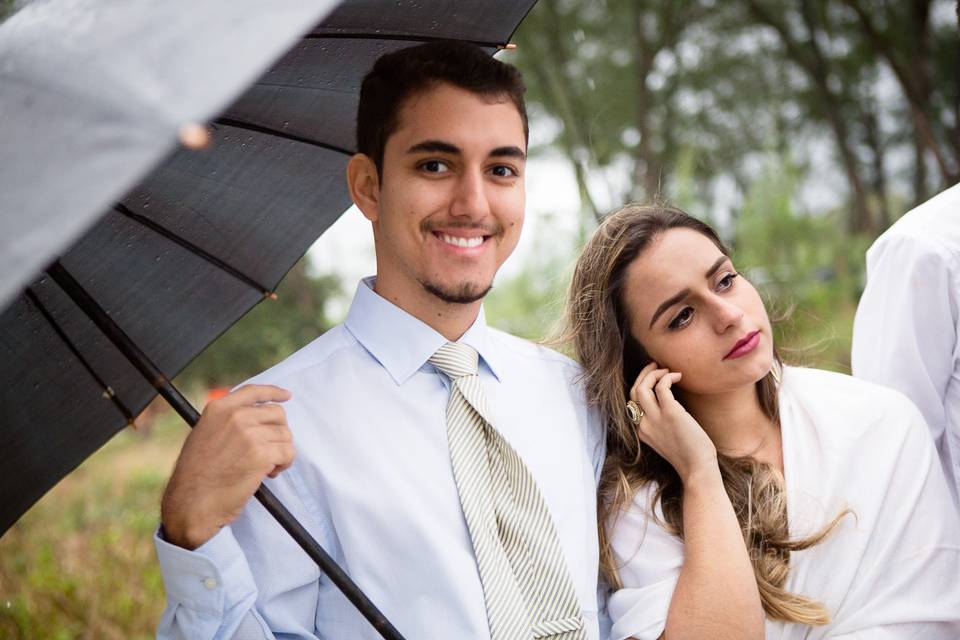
[422,280,492,305]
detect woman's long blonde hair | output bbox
[562,204,848,625]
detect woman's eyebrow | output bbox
[650,288,690,329]
[705,255,729,278]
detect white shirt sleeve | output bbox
[852,233,958,454]
[154,525,274,640]
[606,485,683,640]
[153,465,326,640]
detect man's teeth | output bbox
[440,233,483,248]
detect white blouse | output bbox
[607,367,960,640]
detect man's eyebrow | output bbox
[648,256,731,329]
[649,288,690,330]
[406,140,461,155]
[489,146,526,160]
[404,141,526,160]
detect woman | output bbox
[563,204,960,639]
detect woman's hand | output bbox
[629,362,718,483]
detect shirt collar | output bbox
[344,277,503,385]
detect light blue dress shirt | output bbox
[155,277,606,639]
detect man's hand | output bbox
[160,384,294,550]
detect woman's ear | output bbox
[347,153,380,223]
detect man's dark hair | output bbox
[356,41,528,174]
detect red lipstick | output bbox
[725,330,760,360]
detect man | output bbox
[851,182,960,512]
[155,41,605,639]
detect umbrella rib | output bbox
[23,286,136,425]
[214,117,355,156]
[304,31,506,49]
[113,204,276,300]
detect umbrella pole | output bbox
[46,261,407,640]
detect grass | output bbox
[0,411,187,640]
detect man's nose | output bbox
[449,169,491,219]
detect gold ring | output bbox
[625,400,645,425]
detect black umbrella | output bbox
[0,0,537,637]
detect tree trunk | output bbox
[630,4,662,202]
[862,97,890,232]
[747,0,874,234]
[524,4,603,223]
[914,135,928,206]
[842,0,958,184]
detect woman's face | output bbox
[621,227,773,396]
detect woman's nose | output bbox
[712,296,744,332]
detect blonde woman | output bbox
[564,204,960,639]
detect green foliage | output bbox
[485,258,572,342]
[510,0,959,234]
[732,157,870,371]
[485,214,578,341]
[0,413,187,639]
[177,260,340,388]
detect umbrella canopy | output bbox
[0,0,537,536]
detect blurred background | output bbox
[1,0,958,637]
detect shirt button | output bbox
[202,577,218,590]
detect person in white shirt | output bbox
[852,182,960,512]
[560,203,960,640]
[154,42,605,639]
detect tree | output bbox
[512,0,735,216]
[509,0,958,238]
[840,0,960,200]
[739,0,879,232]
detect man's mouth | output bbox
[437,232,485,248]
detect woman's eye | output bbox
[668,307,693,330]
[420,160,450,173]
[490,165,518,178]
[718,272,738,290]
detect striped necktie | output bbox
[430,342,585,640]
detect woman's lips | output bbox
[725,330,761,360]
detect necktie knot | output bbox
[429,342,479,379]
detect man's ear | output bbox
[347,154,381,223]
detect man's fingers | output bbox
[245,422,293,444]
[244,403,288,426]
[267,458,295,479]
[216,384,292,410]
[261,442,296,476]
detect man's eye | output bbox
[420,160,450,173]
[669,307,693,330]
[490,165,517,178]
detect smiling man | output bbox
[154,42,605,639]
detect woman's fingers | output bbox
[630,363,670,421]
[654,372,683,410]
[629,363,665,401]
